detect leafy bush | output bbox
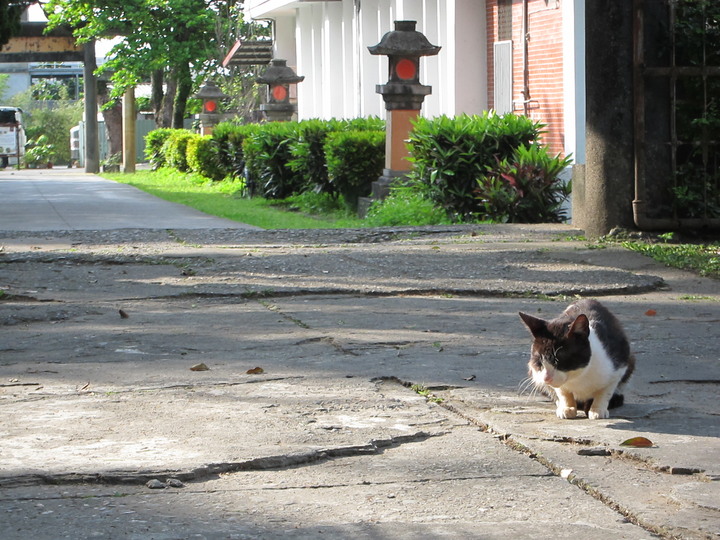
[342,116,385,131]
[211,121,259,178]
[162,130,194,172]
[24,134,57,167]
[407,112,542,220]
[186,134,225,181]
[9,87,83,166]
[325,130,385,208]
[475,144,572,223]
[287,117,386,196]
[145,128,179,170]
[365,181,450,226]
[287,119,338,195]
[243,122,306,199]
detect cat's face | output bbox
[519,311,592,388]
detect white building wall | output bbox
[563,0,586,163]
[246,0,490,120]
[453,0,487,113]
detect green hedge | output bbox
[287,119,338,196]
[287,117,386,197]
[145,128,179,170]
[242,122,306,199]
[162,130,195,173]
[186,135,225,181]
[211,122,259,178]
[325,130,385,207]
[144,113,568,224]
[407,112,542,220]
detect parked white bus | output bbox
[0,107,26,168]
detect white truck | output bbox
[0,107,26,168]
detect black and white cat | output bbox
[518,299,635,420]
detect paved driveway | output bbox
[0,168,258,231]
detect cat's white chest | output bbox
[562,328,623,400]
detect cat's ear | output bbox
[519,312,547,337]
[568,314,590,338]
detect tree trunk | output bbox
[172,62,192,129]
[160,76,177,129]
[97,81,123,158]
[150,69,165,129]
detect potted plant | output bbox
[24,135,57,168]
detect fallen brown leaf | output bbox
[190,363,209,371]
[620,436,654,448]
[645,309,657,316]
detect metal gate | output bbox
[633,0,720,229]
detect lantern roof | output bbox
[257,59,305,85]
[193,81,228,100]
[368,20,441,57]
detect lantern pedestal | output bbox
[358,21,440,217]
[260,103,297,122]
[198,114,222,136]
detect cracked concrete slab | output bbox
[1,218,718,539]
[0,425,655,540]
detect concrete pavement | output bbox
[0,169,718,539]
[0,168,258,231]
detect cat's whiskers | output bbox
[517,377,542,403]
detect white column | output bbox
[563,0,586,163]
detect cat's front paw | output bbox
[556,406,577,419]
[588,408,609,420]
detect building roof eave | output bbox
[246,0,300,19]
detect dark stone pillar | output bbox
[583,0,636,236]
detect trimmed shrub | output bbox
[243,122,306,199]
[407,112,542,220]
[342,116,386,131]
[145,128,178,170]
[476,144,573,223]
[287,119,338,196]
[211,121,259,178]
[325,130,385,208]
[287,117,386,196]
[162,130,194,172]
[186,134,225,181]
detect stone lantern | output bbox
[194,81,229,135]
[368,20,441,199]
[257,59,304,122]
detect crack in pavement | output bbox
[379,377,705,540]
[0,472,557,504]
[0,431,446,489]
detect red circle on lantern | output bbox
[395,58,417,80]
[204,100,217,113]
[272,85,288,101]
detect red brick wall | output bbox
[486,0,565,156]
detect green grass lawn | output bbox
[103,168,364,229]
[621,239,720,280]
